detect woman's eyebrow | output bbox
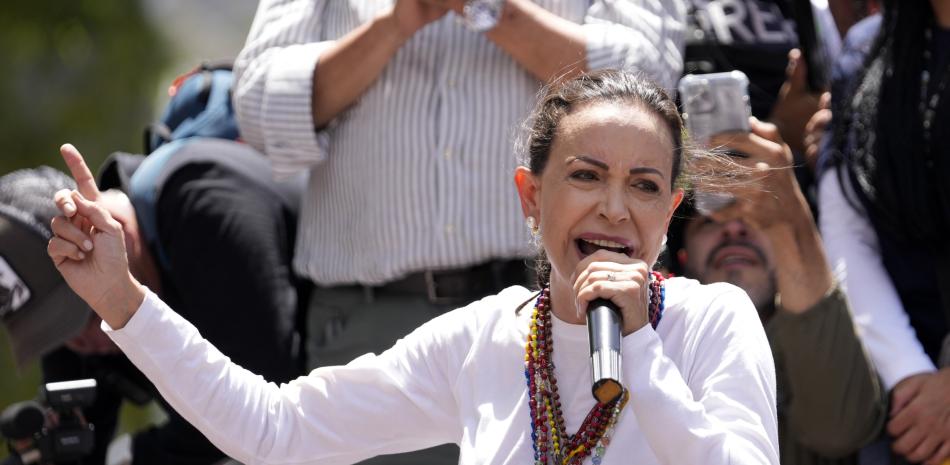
[566,155,608,169]
[566,155,665,179]
[630,167,664,179]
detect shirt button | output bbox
[443,149,453,159]
[445,224,456,234]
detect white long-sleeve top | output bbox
[103,277,778,465]
[818,173,936,390]
[232,0,687,285]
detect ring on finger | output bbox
[607,272,617,282]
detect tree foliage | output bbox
[0,0,169,175]
[1,2,168,459]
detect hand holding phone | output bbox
[679,71,752,213]
[704,118,803,233]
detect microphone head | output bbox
[587,298,619,313]
[0,401,45,439]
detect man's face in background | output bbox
[680,216,777,319]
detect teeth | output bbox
[583,238,627,249]
[720,255,754,265]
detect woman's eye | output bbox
[633,180,660,193]
[569,170,598,181]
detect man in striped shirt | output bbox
[232,2,685,462]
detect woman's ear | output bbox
[514,167,541,221]
[665,188,685,228]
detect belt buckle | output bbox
[424,270,457,305]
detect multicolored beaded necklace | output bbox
[524,271,666,465]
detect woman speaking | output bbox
[47,70,778,465]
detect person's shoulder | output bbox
[665,276,749,306]
[405,285,536,348]
[662,277,770,372]
[451,285,537,326]
[832,14,882,85]
[664,276,760,330]
[843,14,882,51]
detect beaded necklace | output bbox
[524,271,666,465]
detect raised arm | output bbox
[708,121,886,454]
[707,120,833,312]
[47,144,464,464]
[310,2,451,128]
[233,1,449,175]
[482,0,686,87]
[99,290,462,464]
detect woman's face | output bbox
[516,101,684,286]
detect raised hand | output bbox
[706,118,806,233]
[390,0,458,39]
[706,119,833,314]
[802,92,831,173]
[47,144,145,329]
[769,48,821,155]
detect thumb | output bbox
[71,191,122,236]
[787,49,808,92]
[819,92,831,110]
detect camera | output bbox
[1,379,96,465]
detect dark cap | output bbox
[0,167,91,369]
[98,152,145,193]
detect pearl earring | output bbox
[526,216,538,234]
[661,234,668,247]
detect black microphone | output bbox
[0,401,45,440]
[587,298,623,404]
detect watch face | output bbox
[464,0,503,32]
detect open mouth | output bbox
[576,238,632,257]
[710,245,763,270]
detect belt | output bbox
[365,259,533,305]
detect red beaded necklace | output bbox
[524,271,666,465]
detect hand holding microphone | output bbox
[572,250,653,403]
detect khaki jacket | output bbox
[767,285,888,465]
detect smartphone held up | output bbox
[679,70,753,215]
[679,70,752,144]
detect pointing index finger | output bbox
[60,143,100,201]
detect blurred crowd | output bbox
[2,0,950,464]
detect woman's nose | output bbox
[599,185,630,224]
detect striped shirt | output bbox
[234,0,686,285]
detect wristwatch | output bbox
[462,0,505,32]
